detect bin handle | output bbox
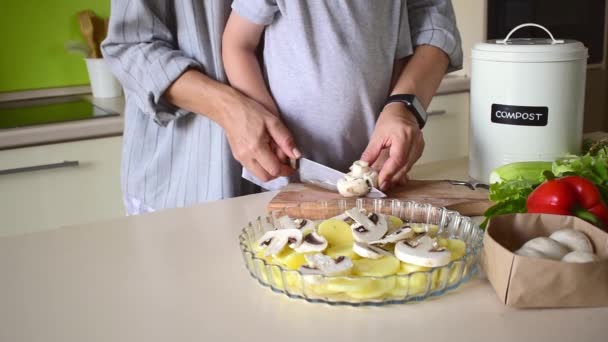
[497,23,564,45]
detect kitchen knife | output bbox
[295,158,387,198]
[242,158,387,198]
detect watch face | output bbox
[411,97,427,122]
[386,94,428,129]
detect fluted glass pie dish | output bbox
[239,199,483,306]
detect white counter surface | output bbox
[0,158,606,342]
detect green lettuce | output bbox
[481,179,538,228]
[481,147,608,229]
[553,147,608,202]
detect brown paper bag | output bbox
[483,213,608,308]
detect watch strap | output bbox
[385,94,427,129]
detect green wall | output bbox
[0,1,110,93]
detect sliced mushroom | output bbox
[293,218,316,235]
[549,229,594,254]
[294,232,328,253]
[520,237,569,260]
[353,241,392,259]
[329,213,351,223]
[395,235,452,267]
[346,208,388,243]
[362,172,379,189]
[562,251,600,263]
[277,215,298,230]
[257,228,303,257]
[369,225,414,245]
[298,253,353,275]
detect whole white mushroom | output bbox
[515,247,547,259]
[350,161,379,187]
[562,251,600,263]
[337,161,379,198]
[549,229,594,254]
[519,237,570,260]
[337,176,371,198]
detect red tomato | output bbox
[526,179,577,214]
[557,176,601,209]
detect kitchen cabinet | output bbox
[0,136,123,236]
[418,92,470,164]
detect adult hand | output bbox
[361,103,425,191]
[221,92,301,182]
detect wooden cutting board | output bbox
[267,180,492,218]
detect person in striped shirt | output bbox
[102,0,461,215]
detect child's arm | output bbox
[222,12,280,116]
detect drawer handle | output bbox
[0,160,79,175]
[428,110,447,116]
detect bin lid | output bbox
[472,24,588,62]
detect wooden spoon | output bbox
[103,18,109,37]
[78,10,98,58]
[92,15,108,56]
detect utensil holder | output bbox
[85,58,123,98]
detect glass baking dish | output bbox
[239,199,483,306]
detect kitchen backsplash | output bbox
[0,0,110,93]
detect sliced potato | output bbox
[325,277,375,293]
[347,278,396,300]
[309,283,342,296]
[353,256,400,277]
[325,244,361,260]
[273,249,308,270]
[411,223,440,235]
[269,265,284,289]
[400,262,431,274]
[398,263,431,289]
[446,239,466,261]
[408,272,430,295]
[255,250,275,264]
[387,215,404,231]
[318,219,354,247]
[284,272,303,290]
[387,284,409,298]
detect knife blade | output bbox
[241,158,387,198]
[241,168,290,191]
[295,158,386,198]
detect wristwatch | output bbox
[385,94,428,129]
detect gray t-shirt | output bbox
[233,0,462,174]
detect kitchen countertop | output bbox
[435,74,470,95]
[1,158,606,342]
[0,95,124,150]
[0,75,470,150]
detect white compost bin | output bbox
[469,24,588,182]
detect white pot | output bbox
[85,58,123,98]
[469,23,588,182]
